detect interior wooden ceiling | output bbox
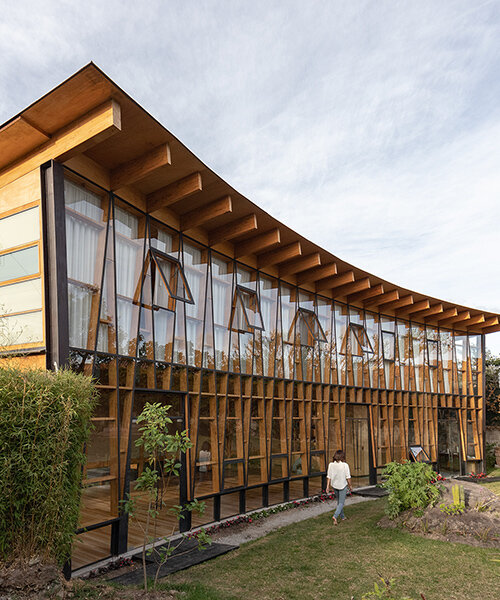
[1,62,498,334]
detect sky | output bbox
[1,1,500,351]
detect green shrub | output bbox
[485,442,497,472]
[381,461,440,519]
[0,366,97,565]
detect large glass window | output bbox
[65,179,107,350]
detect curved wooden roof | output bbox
[0,63,498,334]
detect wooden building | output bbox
[1,64,498,570]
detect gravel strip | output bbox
[211,495,375,547]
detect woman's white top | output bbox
[327,461,351,489]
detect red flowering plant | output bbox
[469,472,487,479]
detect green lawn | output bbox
[164,499,500,600]
[481,467,500,497]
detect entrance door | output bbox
[345,404,371,487]
[438,408,461,475]
[126,391,187,549]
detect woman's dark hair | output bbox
[333,450,345,462]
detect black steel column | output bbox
[284,479,290,502]
[41,161,69,369]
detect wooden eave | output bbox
[1,62,498,335]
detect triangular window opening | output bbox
[289,308,327,347]
[341,323,374,356]
[134,248,194,312]
[229,286,264,333]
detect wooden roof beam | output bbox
[331,277,370,298]
[257,241,302,269]
[439,310,470,326]
[396,299,430,316]
[364,290,399,308]
[209,213,257,246]
[147,172,202,213]
[181,195,232,231]
[464,313,485,327]
[474,316,499,331]
[482,323,500,334]
[110,143,171,190]
[348,284,384,304]
[410,303,443,319]
[1,98,122,188]
[426,307,457,323]
[279,253,321,277]
[296,263,337,285]
[234,228,280,258]
[377,294,413,311]
[315,270,354,293]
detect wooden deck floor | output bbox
[72,476,329,570]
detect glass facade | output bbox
[61,171,485,568]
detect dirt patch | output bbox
[70,581,181,599]
[0,560,181,599]
[378,480,500,548]
[0,559,66,599]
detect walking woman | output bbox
[326,450,353,525]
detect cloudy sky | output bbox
[2,1,500,350]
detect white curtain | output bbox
[64,180,104,349]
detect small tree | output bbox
[124,402,209,591]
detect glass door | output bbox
[345,404,371,487]
[438,408,461,475]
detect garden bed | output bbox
[378,479,500,548]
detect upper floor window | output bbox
[341,323,374,356]
[137,247,194,311]
[290,307,327,347]
[230,285,264,333]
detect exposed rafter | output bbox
[181,195,232,231]
[348,284,384,304]
[296,263,337,285]
[396,299,430,316]
[209,213,257,246]
[257,241,302,269]
[426,307,457,323]
[376,294,413,311]
[464,313,485,326]
[110,143,171,190]
[147,172,202,213]
[279,253,321,277]
[315,270,354,293]
[331,277,370,298]
[234,228,280,257]
[439,310,470,326]
[364,290,399,308]
[410,303,443,319]
[476,316,499,330]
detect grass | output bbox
[165,499,500,600]
[481,467,500,496]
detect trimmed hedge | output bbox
[0,367,97,565]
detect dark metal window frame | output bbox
[229,284,265,333]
